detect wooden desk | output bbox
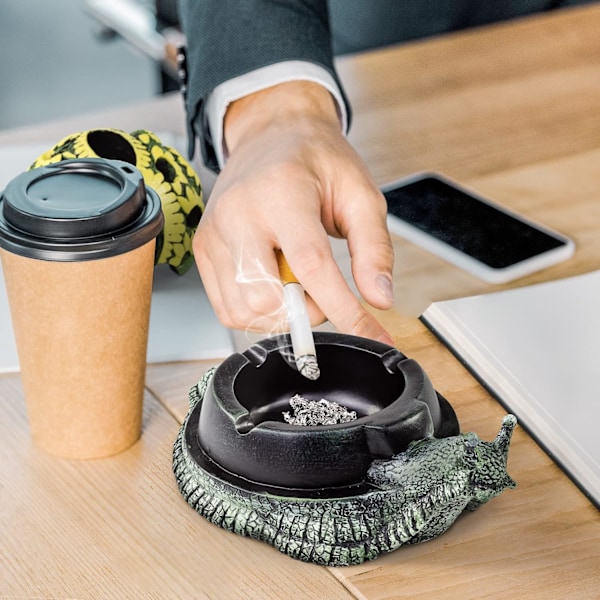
[1,5,599,598]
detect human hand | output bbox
[193,81,395,344]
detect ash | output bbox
[297,354,320,381]
[282,394,357,426]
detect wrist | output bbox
[224,81,341,154]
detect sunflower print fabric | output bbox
[30,128,204,275]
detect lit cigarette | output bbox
[276,250,320,380]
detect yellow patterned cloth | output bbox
[30,128,204,275]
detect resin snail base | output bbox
[172,333,516,566]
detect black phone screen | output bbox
[383,176,567,269]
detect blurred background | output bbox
[0,0,157,131]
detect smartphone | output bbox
[382,172,575,284]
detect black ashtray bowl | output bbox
[185,332,459,496]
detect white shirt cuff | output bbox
[205,61,348,169]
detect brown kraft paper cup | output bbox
[0,158,164,459]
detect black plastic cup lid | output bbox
[0,158,164,261]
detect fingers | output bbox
[343,186,395,311]
[194,178,395,341]
[278,221,395,345]
[195,197,392,343]
[196,222,394,342]
[194,227,291,333]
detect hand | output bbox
[193,81,395,344]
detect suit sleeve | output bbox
[177,0,351,171]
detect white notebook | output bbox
[421,271,600,507]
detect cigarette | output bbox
[276,250,320,380]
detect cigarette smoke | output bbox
[234,248,297,369]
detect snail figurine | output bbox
[173,365,517,567]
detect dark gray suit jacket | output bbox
[178,0,594,171]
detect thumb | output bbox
[344,189,395,310]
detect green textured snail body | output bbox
[172,369,517,567]
[30,128,203,275]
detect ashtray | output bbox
[173,332,516,566]
[189,332,458,492]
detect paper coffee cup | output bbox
[0,158,164,459]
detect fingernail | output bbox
[376,273,394,302]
